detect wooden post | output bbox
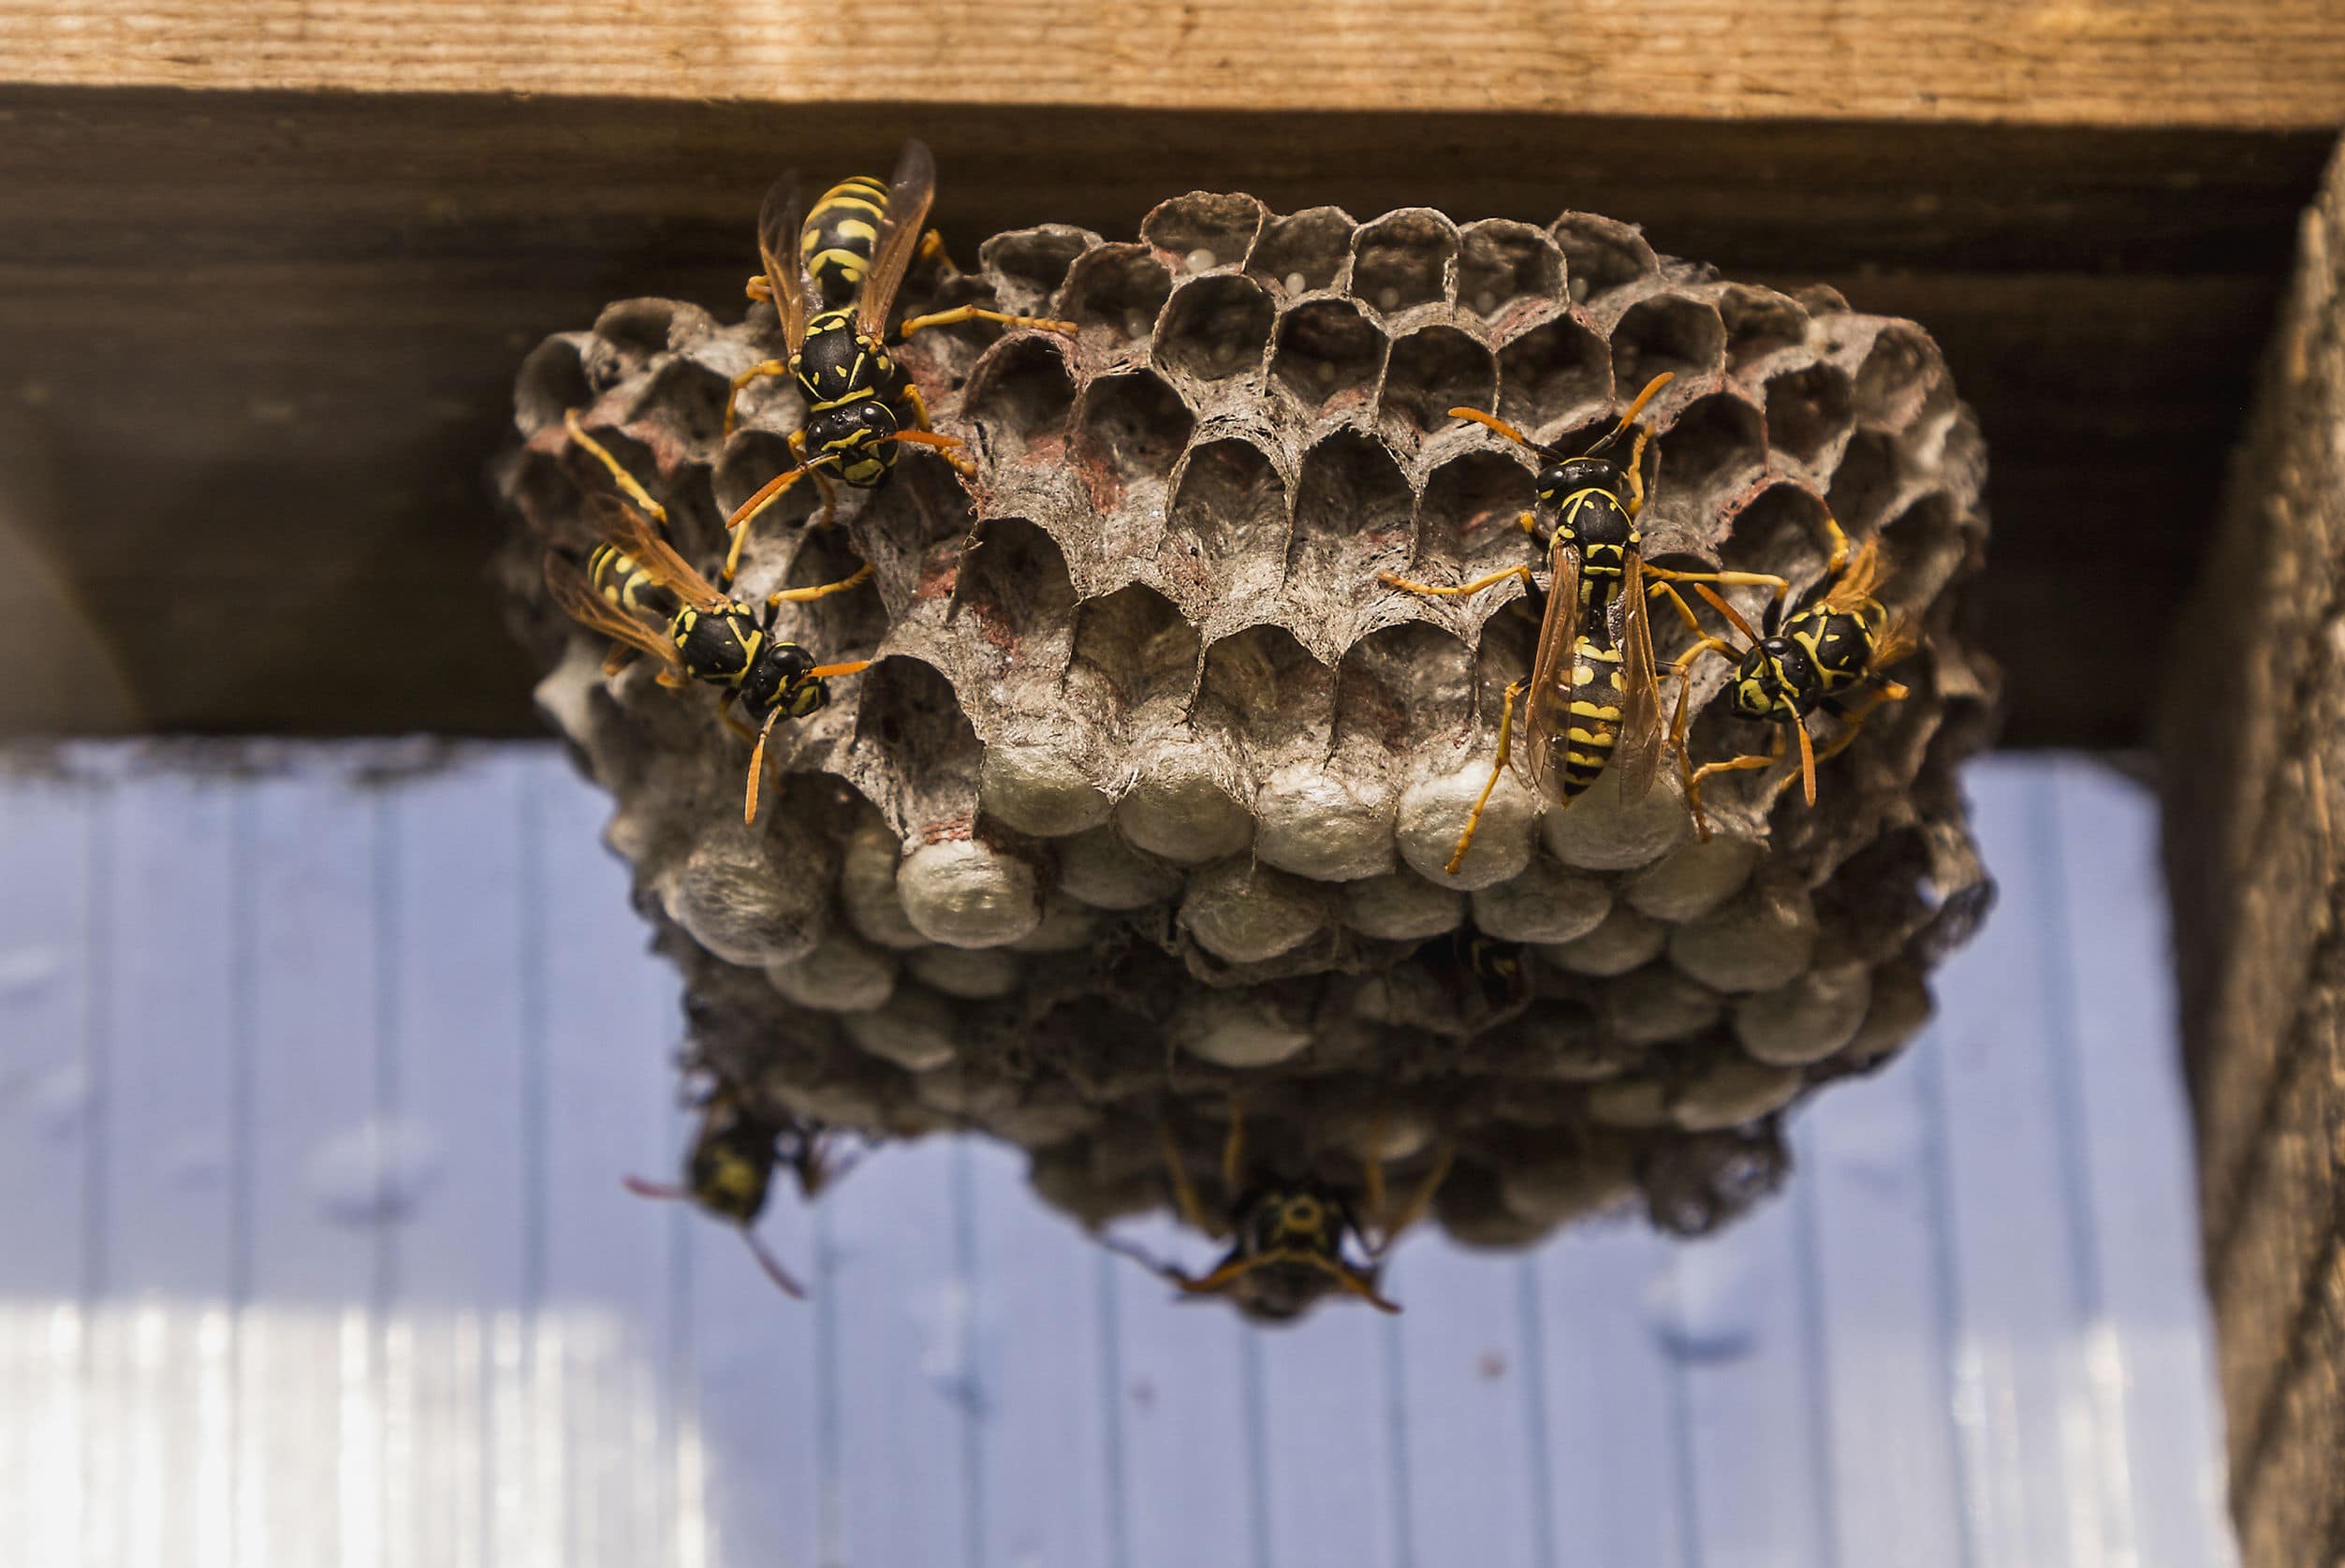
[2163,139,2345,1568]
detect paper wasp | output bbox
[550,410,873,823]
[1107,1103,1453,1321]
[1668,512,1916,838]
[623,1080,863,1299]
[719,139,1077,584]
[1380,373,1790,872]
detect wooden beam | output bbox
[0,85,2328,740]
[5,0,2344,128]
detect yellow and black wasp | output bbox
[550,411,874,823]
[623,1080,863,1300]
[1379,373,1790,872]
[1668,513,1916,837]
[1106,1104,1454,1321]
[718,139,1077,584]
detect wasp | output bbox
[1106,1103,1454,1321]
[550,410,874,823]
[623,1081,863,1299]
[1379,373,1790,872]
[719,139,1077,584]
[1420,927,1532,1012]
[1668,512,1916,838]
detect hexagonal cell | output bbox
[515,334,593,435]
[1458,220,1563,320]
[853,653,984,830]
[1879,491,1966,608]
[1495,315,1610,434]
[1762,362,1854,468]
[1268,299,1385,417]
[1074,371,1194,485]
[1854,323,1939,427]
[1248,206,1356,295]
[1336,621,1478,752]
[1381,327,1498,439]
[1549,213,1658,306]
[1611,295,1727,392]
[1201,622,1333,732]
[976,225,1097,319]
[1286,430,1414,643]
[1153,273,1276,385]
[1718,285,1811,372]
[1161,437,1291,613]
[1352,210,1457,315]
[639,355,735,445]
[592,297,719,372]
[1416,448,1533,574]
[1141,192,1268,276]
[1826,429,1901,532]
[954,516,1079,683]
[1061,243,1175,347]
[1653,391,1765,512]
[1714,481,1838,603]
[960,335,1077,463]
[1067,580,1201,715]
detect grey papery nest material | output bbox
[498,190,1996,1258]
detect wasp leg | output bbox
[1641,564,1793,615]
[724,360,794,436]
[1378,563,1539,600]
[1663,635,1741,753]
[1684,728,1789,841]
[916,227,955,271]
[1815,510,1853,577]
[875,428,979,480]
[1369,1147,1456,1255]
[767,563,874,605]
[1445,679,1529,876]
[898,302,1079,340]
[1156,1121,1225,1240]
[1810,680,1910,767]
[564,410,670,525]
[1219,1098,1250,1196]
[724,457,834,587]
[717,699,755,740]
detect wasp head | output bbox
[685,1101,781,1224]
[803,397,901,489]
[740,640,828,724]
[1534,455,1621,508]
[1205,1184,1385,1323]
[1731,636,1819,722]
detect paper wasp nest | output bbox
[499,193,1995,1259]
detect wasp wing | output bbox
[756,171,813,357]
[544,553,688,681]
[1612,556,1664,799]
[1821,535,1893,613]
[592,494,729,613]
[857,139,937,342]
[1515,533,1580,805]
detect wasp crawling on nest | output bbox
[718,139,1077,584]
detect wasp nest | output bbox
[499,191,1995,1260]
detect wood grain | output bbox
[0,84,2328,741]
[2163,141,2345,1568]
[4,0,2344,128]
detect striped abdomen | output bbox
[1552,537,1632,800]
[800,174,889,312]
[587,545,758,687]
[587,545,680,623]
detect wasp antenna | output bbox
[739,1227,808,1299]
[1581,370,1675,456]
[743,706,786,825]
[1693,582,1761,646]
[1795,717,1818,805]
[622,1175,688,1202]
[1446,405,1556,458]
